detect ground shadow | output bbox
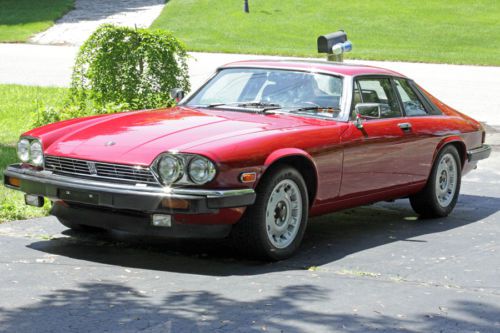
[0,282,499,332]
[26,193,500,276]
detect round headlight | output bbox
[30,141,44,166]
[17,139,30,162]
[157,155,183,184]
[188,157,216,184]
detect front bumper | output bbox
[467,144,492,162]
[3,164,256,214]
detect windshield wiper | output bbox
[290,106,340,113]
[204,101,282,112]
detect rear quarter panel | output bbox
[418,87,484,176]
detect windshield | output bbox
[185,68,344,118]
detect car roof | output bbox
[221,59,406,78]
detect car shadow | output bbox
[26,193,500,276]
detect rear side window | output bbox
[410,82,443,115]
[394,79,428,116]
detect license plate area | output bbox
[59,189,99,205]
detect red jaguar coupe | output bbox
[4,60,491,260]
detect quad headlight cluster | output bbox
[153,153,216,186]
[17,138,44,167]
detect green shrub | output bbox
[31,101,130,128]
[70,23,190,111]
[31,24,190,127]
[0,195,51,223]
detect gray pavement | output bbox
[0,129,499,332]
[1,43,500,126]
[30,0,165,45]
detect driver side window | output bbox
[352,78,402,119]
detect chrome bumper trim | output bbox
[467,144,491,162]
[4,164,254,198]
[4,164,256,213]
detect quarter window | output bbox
[395,79,428,116]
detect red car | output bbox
[4,60,491,260]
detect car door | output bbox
[339,76,417,199]
[392,78,446,183]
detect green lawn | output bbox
[151,0,500,65]
[0,85,68,222]
[0,0,74,42]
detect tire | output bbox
[56,217,104,233]
[409,145,462,218]
[231,166,309,261]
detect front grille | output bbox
[44,156,158,185]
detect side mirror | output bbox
[170,88,185,103]
[354,103,381,129]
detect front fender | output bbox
[264,148,316,168]
[259,148,319,204]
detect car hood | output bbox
[44,106,311,165]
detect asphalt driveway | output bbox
[0,129,498,332]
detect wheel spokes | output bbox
[265,179,303,249]
[435,153,458,207]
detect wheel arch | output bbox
[434,136,467,169]
[260,149,319,207]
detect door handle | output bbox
[398,122,412,132]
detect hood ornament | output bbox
[104,141,116,147]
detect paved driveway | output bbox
[0,130,498,332]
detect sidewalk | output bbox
[30,0,165,45]
[1,43,499,126]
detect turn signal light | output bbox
[5,176,21,188]
[240,172,257,183]
[161,198,190,210]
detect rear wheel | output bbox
[231,166,309,261]
[410,145,461,217]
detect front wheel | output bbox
[410,145,462,217]
[231,166,309,261]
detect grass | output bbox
[0,0,74,42]
[151,0,500,66]
[0,85,68,222]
